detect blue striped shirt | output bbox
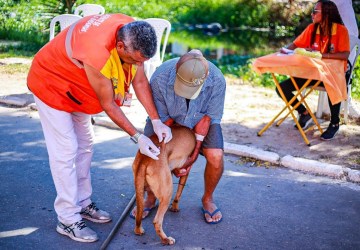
[148,58,226,129]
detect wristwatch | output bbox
[130,132,142,144]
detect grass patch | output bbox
[0,63,31,75]
[0,51,34,59]
[0,40,38,59]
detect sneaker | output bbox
[56,220,98,243]
[320,123,339,141]
[80,202,112,223]
[294,113,312,129]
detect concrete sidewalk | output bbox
[0,106,359,249]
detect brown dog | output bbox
[132,125,196,245]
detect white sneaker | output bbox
[80,202,112,223]
[56,220,98,243]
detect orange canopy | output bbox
[252,53,347,104]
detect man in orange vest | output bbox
[27,14,172,243]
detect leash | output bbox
[100,194,136,250]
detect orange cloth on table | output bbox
[293,23,350,70]
[252,53,347,105]
[27,14,137,114]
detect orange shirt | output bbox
[294,23,350,69]
[27,14,137,114]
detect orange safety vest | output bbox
[27,14,137,114]
[294,23,350,70]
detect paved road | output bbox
[0,106,359,249]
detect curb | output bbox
[281,155,345,179]
[225,142,359,183]
[2,97,359,184]
[0,96,27,107]
[224,142,280,164]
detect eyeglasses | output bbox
[312,9,321,15]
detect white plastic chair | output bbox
[314,35,360,123]
[343,36,360,122]
[143,18,171,80]
[74,4,105,16]
[49,14,82,40]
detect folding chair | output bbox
[49,14,82,40]
[314,35,360,124]
[143,18,171,80]
[74,4,105,16]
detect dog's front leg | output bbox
[169,175,189,212]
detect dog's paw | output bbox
[134,227,145,235]
[161,236,175,245]
[169,205,180,213]
[169,201,180,212]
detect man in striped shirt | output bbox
[131,49,226,224]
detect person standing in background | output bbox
[130,49,226,224]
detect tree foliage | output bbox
[1,0,359,98]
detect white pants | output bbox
[34,96,94,224]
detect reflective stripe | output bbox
[65,22,84,68]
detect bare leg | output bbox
[202,148,224,223]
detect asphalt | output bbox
[0,105,360,250]
[0,54,359,249]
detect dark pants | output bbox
[275,77,341,124]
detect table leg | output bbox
[258,75,322,146]
[257,73,291,136]
[276,78,312,126]
[277,78,323,134]
[258,74,303,136]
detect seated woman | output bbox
[276,0,350,140]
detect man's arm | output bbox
[84,63,161,159]
[84,63,138,136]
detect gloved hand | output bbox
[172,115,211,178]
[138,134,160,160]
[151,119,172,143]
